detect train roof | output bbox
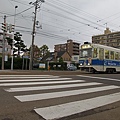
[92,44,120,52]
[82,43,120,52]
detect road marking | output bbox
[5,82,102,92]
[0,76,59,79]
[0,80,84,86]
[0,75,53,77]
[77,75,120,82]
[34,92,120,120]
[15,85,119,102]
[0,78,71,82]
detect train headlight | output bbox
[88,63,90,65]
[80,63,82,65]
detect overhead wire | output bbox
[45,2,105,29]
[10,0,30,6]
[51,0,120,30]
[2,0,108,44]
[7,6,34,17]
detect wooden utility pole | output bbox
[29,0,45,70]
[29,0,37,70]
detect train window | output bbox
[93,48,97,58]
[115,52,119,60]
[110,51,114,60]
[80,48,92,58]
[99,48,104,60]
[105,50,109,59]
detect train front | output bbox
[79,42,95,72]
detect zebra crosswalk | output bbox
[0,75,120,120]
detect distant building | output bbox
[0,32,12,57]
[55,51,71,62]
[92,28,120,49]
[54,39,80,56]
[42,51,71,62]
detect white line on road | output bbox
[77,75,120,82]
[0,80,84,86]
[0,76,59,79]
[34,92,120,120]
[5,82,102,92]
[15,85,119,102]
[0,78,71,83]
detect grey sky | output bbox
[0,0,120,51]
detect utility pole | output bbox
[29,0,45,70]
[29,1,37,70]
[1,15,7,70]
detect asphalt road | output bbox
[0,70,120,120]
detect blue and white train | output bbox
[79,42,120,73]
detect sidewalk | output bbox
[0,70,87,75]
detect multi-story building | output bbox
[54,39,80,56]
[0,32,12,57]
[92,28,120,49]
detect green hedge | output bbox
[0,57,29,70]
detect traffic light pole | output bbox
[1,15,6,70]
[11,6,18,70]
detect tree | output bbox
[33,45,41,62]
[39,45,50,58]
[14,32,26,57]
[59,57,64,63]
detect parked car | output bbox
[67,65,77,71]
[33,63,39,68]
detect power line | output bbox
[47,0,120,31]
[46,2,105,29]
[7,6,34,17]
[10,0,30,6]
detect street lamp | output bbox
[29,0,45,70]
[11,5,18,70]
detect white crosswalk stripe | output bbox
[0,75,53,77]
[34,92,120,120]
[5,82,102,92]
[15,85,119,102]
[0,78,71,82]
[1,75,120,120]
[0,76,59,79]
[0,79,84,86]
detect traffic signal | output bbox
[9,24,15,33]
[1,23,8,32]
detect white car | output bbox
[67,65,77,71]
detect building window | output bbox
[74,57,78,60]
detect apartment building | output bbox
[92,28,120,49]
[54,39,80,56]
[0,32,12,57]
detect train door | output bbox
[99,48,104,71]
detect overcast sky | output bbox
[1,0,120,51]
